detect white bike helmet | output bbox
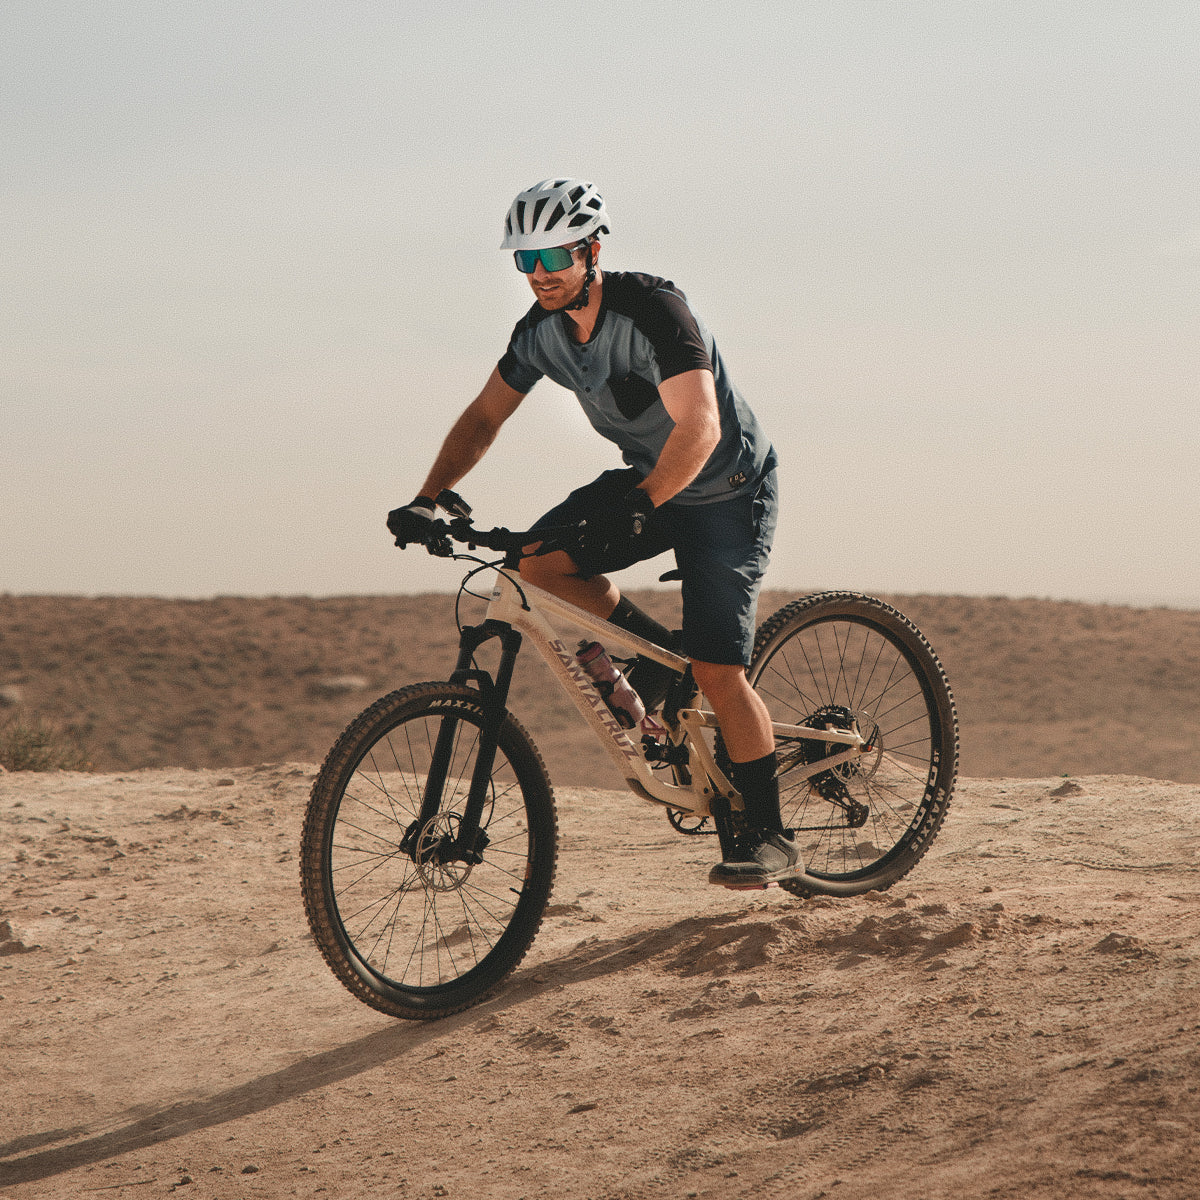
[501,178,611,250]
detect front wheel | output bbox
[749,592,958,897]
[300,683,557,1019]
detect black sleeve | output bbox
[638,285,713,381]
[496,310,544,394]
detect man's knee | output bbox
[690,659,750,699]
[518,548,575,588]
[517,547,550,584]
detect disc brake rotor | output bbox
[413,813,474,892]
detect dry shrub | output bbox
[0,710,91,772]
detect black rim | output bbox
[753,611,949,882]
[323,703,542,996]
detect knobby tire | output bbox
[748,592,958,898]
[300,683,557,1020]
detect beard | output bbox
[537,288,583,311]
[531,274,586,311]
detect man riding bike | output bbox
[388,177,796,886]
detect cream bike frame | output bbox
[474,567,870,820]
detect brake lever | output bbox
[414,516,450,557]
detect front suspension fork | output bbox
[413,619,522,862]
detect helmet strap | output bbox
[563,238,597,312]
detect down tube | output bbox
[483,572,706,810]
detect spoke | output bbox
[321,700,540,990]
[330,846,409,897]
[330,806,405,848]
[751,609,950,880]
[345,877,411,962]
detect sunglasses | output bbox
[513,243,584,274]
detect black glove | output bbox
[622,486,655,538]
[578,487,655,562]
[387,496,437,547]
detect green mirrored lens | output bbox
[514,246,576,273]
[539,247,575,271]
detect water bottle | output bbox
[575,641,646,730]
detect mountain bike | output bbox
[300,491,958,1020]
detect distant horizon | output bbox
[4,584,1198,614]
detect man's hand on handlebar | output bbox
[387,496,438,548]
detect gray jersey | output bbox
[497,270,775,505]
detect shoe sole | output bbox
[707,862,801,890]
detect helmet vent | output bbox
[501,178,610,249]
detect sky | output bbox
[3,1,1198,606]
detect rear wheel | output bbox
[748,593,957,897]
[300,683,557,1019]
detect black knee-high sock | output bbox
[607,596,673,649]
[729,752,783,834]
[608,598,678,708]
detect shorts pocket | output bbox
[751,471,779,551]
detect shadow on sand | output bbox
[0,906,788,1186]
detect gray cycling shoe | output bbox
[708,830,800,888]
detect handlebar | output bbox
[402,489,583,567]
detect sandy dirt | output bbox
[2,763,1197,1199]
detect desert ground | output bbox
[3,590,1200,786]
[2,592,1199,1198]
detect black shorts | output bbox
[529,467,779,666]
